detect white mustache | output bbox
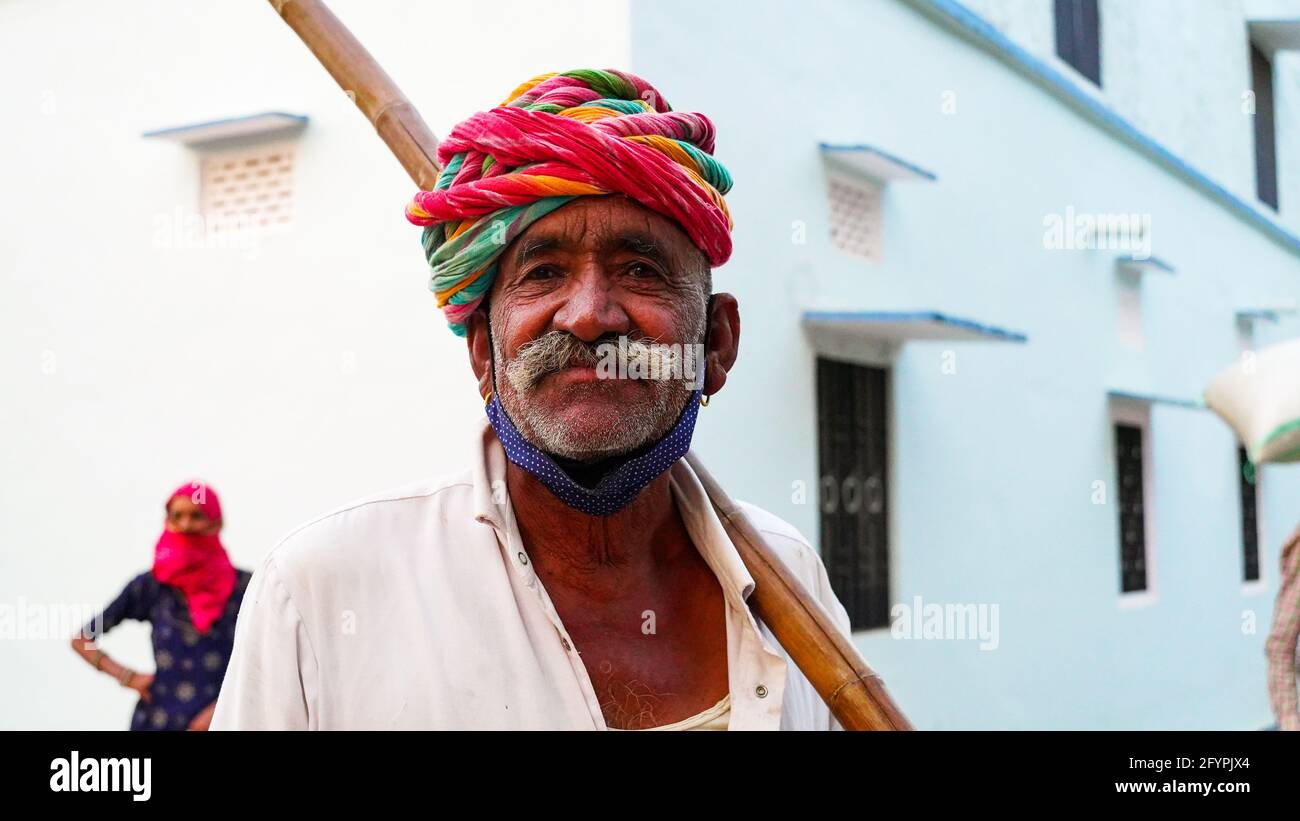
[504,332,684,393]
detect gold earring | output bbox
[700,393,710,407]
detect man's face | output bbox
[477,196,711,462]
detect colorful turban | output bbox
[404,69,734,336]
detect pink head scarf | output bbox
[152,481,236,633]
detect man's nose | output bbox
[551,270,629,342]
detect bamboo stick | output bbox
[268,0,441,191]
[686,453,912,729]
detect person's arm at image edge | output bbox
[1266,526,1300,731]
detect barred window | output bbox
[1115,422,1148,593]
[817,357,890,629]
[1239,447,1260,582]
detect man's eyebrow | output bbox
[513,236,565,267]
[612,234,671,265]
[511,232,678,269]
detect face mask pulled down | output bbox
[486,321,709,517]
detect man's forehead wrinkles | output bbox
[511,215,596,263]
[501,200,709,283]
[514,229,672,259]
[620,234,661,254]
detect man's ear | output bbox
[464,310,494,399]
[702,292,739,397]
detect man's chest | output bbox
[294,527,811,729]
[548,581,730,729]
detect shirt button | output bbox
[517,551,529,565]
[755,684,769,699]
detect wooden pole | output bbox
[265,0,912,730]
[267,0,441,191]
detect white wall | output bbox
[632,0,1300,728]
[0,0,629,729]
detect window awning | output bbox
[143,112,309,147]
[1107,389,1202,410]
[1249,19,1300,56]
[1237,305,1297,324]
[1237,309,1282,325]
[803,311,1026,367]
[818,143,936,184]
[1116,254,1175,276]
[802,310,1027,343]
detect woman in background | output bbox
[70,481,251,730]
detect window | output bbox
[1116,270,1143,351]
[1239,447,1261,582]
[1114,420,1148,593]
[826,172,883,263]
[816,358,890,629]
[1251,43,1279,211]
[1054,0,1101,86]
[200,140,296,232]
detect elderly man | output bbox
[211,69,851,730]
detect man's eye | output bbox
[524,265,560,281]
[627,262,660,279]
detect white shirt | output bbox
[211,421,852,730]
[613,695,731,731]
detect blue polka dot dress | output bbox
[83,569,251,731]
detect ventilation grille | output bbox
[827,173,882,262]
[200,141,295,232]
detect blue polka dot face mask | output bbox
[484,294,712,517]
[486,383,703,518]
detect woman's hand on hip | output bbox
[124,672,154,703]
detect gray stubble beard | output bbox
[491,300,706,463]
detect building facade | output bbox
[641,0,1300,729]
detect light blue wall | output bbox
[632,0,1300,728]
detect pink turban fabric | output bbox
[405,69,734,335]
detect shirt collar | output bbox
[666,458,757,613]
[470,418,757,612]
[472,419,510,531]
